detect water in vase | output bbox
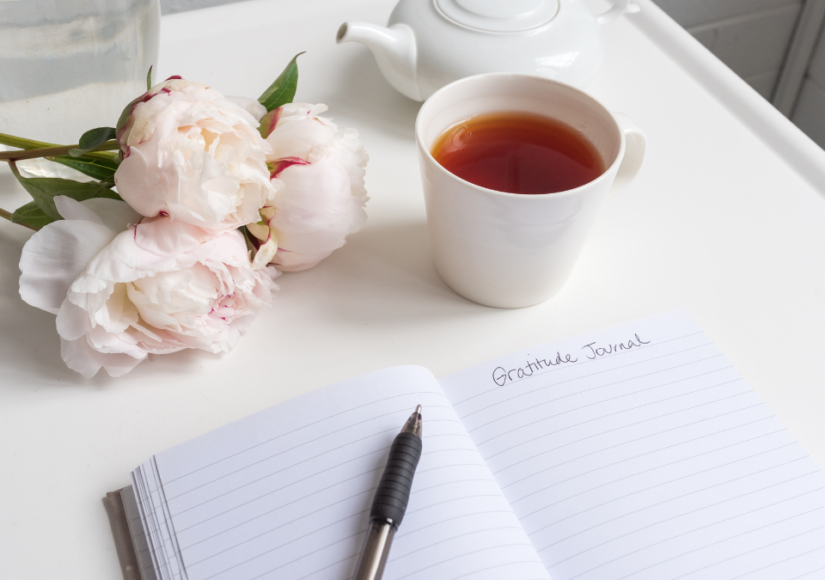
[0,0,160,149]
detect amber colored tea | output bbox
[431,111,605,194]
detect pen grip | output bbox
[370,432,422,528]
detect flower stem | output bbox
[0,141,119,161]
[0,132,119,162]
[0,132,54,150]
[0,207,37,231]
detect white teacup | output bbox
[415,73,646,309]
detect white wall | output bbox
[790,24,825,145]
[654,0,804,99]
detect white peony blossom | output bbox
[114,77,277,231]
[247,103,368,272]
[19,196,276,378]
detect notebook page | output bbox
[144,366,549,580]
[439,310,825,580]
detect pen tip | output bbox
[402,404,423,437]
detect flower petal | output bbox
[19,220,116,314]
[56,299,90,341]
[54,196,141,233]
[81,198,141,232]
[252,238,278,270]
[60,336,144,378]
[55,196,104,224]
[226,95,267,122]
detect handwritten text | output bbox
[581,333,650,360]
[492,352,578,386]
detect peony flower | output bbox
[19,196,276,378]
[247,103,368,272]
[114,77,277,231]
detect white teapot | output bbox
[336,0,631,101]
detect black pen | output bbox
[353,405,423,580]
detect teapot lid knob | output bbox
[435,0,559,32]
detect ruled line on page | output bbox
[393,544,537,579]
[555,487,825,574]
[391,526,527,560]
[187,494,529,577]
[165,404,457,501]
[170,436,467,519]
[516,440,799,516]
[508,418,783,504]
[403,494,507,519]
[175,467,382,534]
[481,374,744,453]
[616,522,825,580]
[535,469,821,553]
[209,522,533,580]
[499,407,773,491]
[173,441,390,519]
[202,525,368,580]
[494,396,763,478]
[449,565,551,580]
[198,508,367,578]
[182,486,375,558]
[412,477,502,496]
[204,522,531,580]
[175,434,475,535]
[416,462,489,475]
[181,458,496,559]
[451,331,706,406]
[772,560,825,580]
[294,553,357,580]
[529,460,814,536]
[398,509,517,537]
[463,350,724,423]
[163,393,446,485]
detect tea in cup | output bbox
[415,73,646,308]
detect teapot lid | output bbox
[435,0,559,33]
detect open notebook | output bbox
[106,310,825,580]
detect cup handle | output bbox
[597,0,630,25]
[609,113,647,196]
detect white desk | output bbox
[2,0,825,577]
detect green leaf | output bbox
[147,65,153,91]
[258,52,304,112]
[9,162,122,221]
[11,201,55,229]
[48,154,119,181]
[70,127,117,157]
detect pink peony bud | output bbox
[250,103,368,271]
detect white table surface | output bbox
[3,0,825,577]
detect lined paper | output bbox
[440,310,825,580]
[133,366,549,580]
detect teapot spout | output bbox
[337,22,420,101]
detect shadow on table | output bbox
[277,218,498,328]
